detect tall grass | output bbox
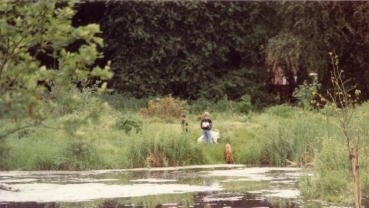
[298,102,369,205]
[0,92,214,170]
[1,91,366,171]
[99,93,148,112]
[225,104,331,166]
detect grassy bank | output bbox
[0,96,322,170]
[1,91,369,205]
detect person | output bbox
[200,111,212,143]
[180,113,189,132]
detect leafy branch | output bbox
[326,51,362,208]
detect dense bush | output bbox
[115,116,142,134]
[103,2,272,100]
[139,96,188,120]
[293,80,321,109]
[237,94,252,114]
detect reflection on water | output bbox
[0,192,297,208]
[192,192,297,208]
[0,202,58,208]
[0,165,304,208]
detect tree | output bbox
[327,52,362,207]
[102,1,277,101]
[271,1,369,100]
[0,0,112,139]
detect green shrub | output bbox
[293,80,321,109]
[139,95,188,120]
[237,94,252,114]
[115,116,142,134]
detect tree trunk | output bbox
[350,146,361,208]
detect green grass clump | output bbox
[124,131,207,168]
[3,128,64,170]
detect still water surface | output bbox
[0,164,317,208]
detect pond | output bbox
[0,165,320,208]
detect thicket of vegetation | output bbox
[93,1,369,102]
[2,0,369,207]
[0,0,112,140]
